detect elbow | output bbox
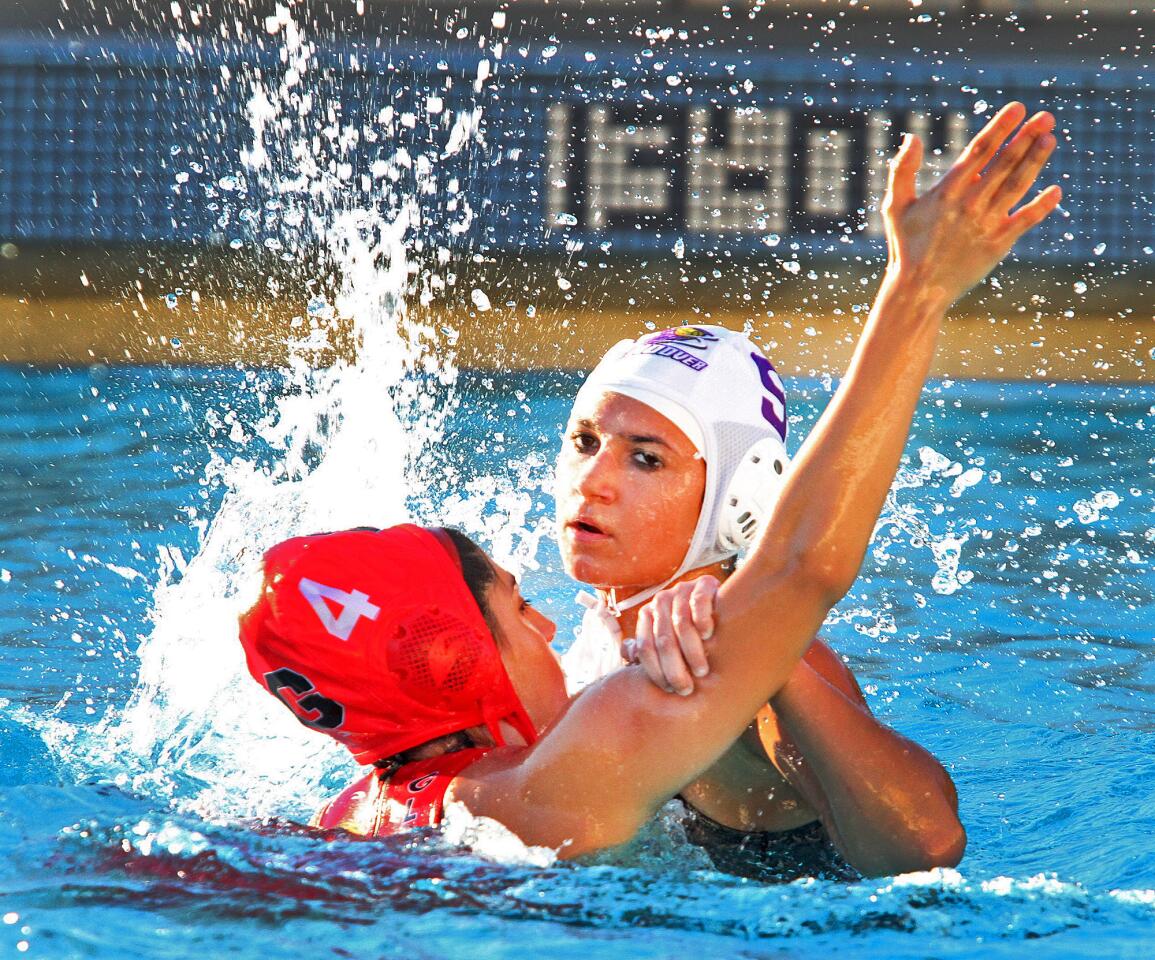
[852,815,967,879]
[891,819,968,877]
[914,819,967,871]
[557,816,641,861]
[905,770,967,872]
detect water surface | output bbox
[1,364,1153,958]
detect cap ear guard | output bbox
[717,435,791,551]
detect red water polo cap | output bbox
[238,524,538,765]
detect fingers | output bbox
[631,578,720,695]
[632,605,667,689]
[1005,184,1063,241]
[945,101,1028,189]
[884,132,923,215]
[671,598,709,682]
[990,128,1057,213]
[651,592,696,695]
[687,576,719,658]
[633,597,694,695]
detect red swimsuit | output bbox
[312,748,491,837]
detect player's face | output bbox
[486,564,569,736]
[555,392,706,600]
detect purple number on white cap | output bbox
[750,353,787,442]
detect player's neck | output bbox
[602,559,733,639]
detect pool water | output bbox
[1,363,1153,959]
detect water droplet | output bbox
[557,276,572,291]
[471,288,492,311]
[1093,242,1107,256]
[974,99,989,114]
[542,45,558,60]
[165,293,179,309]
[307,297,332,318]
[1073,281,1088,295]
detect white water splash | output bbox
[872,445,979,596]
[1073,489,1122,524]
[44,6,547,823]
[442,802,561,868]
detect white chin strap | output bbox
[603,552,732,616]
[605,583,659,617]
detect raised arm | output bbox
[456,103,1060,855]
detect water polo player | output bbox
[554,322,967,877]
[553,101,1060,875]
[239,101,1059,868]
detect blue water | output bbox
[2,364,1154,958]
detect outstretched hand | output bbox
[883,101,1062,306]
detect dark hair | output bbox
[439,527,498,630]
[372,527,499,772]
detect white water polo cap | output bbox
[572,324,790,611]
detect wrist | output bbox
[877,262,954,318]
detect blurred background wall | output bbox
[0,1,1150,376]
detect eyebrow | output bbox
[573,418,673,449]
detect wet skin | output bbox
[555,392,707,601]
[551,389,832,830]
[485,564,569,738]
[451,104,1056,870]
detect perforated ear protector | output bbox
[716,435,792,551]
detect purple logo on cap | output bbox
[629,326,719,372]
[643,326,719,352]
